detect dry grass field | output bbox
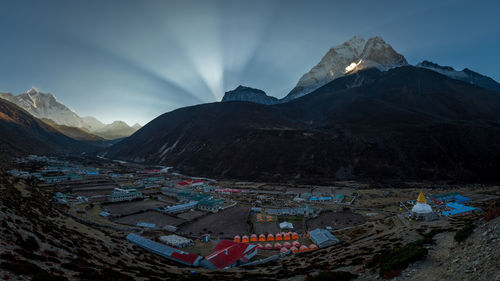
[113,210,185,227]
[306,211,366,230]
[103,199,166,216]
[179,206,250,237]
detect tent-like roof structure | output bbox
[309,244,318,250]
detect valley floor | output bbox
[1,156,499,280]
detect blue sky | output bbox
[1,0,499,125]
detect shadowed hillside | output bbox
[0,98,98,158]
[105,66,500,183]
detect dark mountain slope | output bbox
[0,98,97,157]
[417,60,500,92]
[106,66,500,182]
[104,102,308,179]
[280,66,500,127]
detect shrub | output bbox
[454,223,475,243]
[484,207,500,222]
[368,240,428,278]
[382,269,401,279]
[1,261,68,281]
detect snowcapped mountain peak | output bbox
[1,88,81,126]
[0,88,143,139]
[26,87,39,95]
[342,35,366,55]
[416,60,500,91]
[284,35,407,101]
[111,120,128,126]
[360,37,407,69]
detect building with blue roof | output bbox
[441,202,479,217]
[454,195,472,203]
[137,222,157,228]
[431,193,471,203]
[309,196,332,202]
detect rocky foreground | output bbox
[391,215,500,281]
[1,174,499,280]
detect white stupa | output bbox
[411,190,433,216]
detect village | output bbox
[6,155,499,271]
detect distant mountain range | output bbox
[416,60,500,91]
[0,88,141,140]
[40,118,105,142]
[221,36,499,105]
[0,98,97,157]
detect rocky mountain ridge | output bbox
[284,36,408,101]
[0,88,141,139]
[416,60,500,92]
[0,98,97,156]
[221,37,500,106]
[221,85,278,105]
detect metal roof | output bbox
[137,222,156,228]
[204,240,257,269]
[126,233,202,266]
[164,201,198,212]
[309,196,332,201]
[309,228,339,247]
[441,202,478,216]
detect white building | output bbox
[279,221,294,229]
[162,201,198,214]
[411,191,433,220]
[108,188,142,202]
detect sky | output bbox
[1,0,499,125]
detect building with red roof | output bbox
[176,179,204,187]
[191,179,204,186]
[144,169,161,173]
[177,181,190,187]
[201,240,257,269]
